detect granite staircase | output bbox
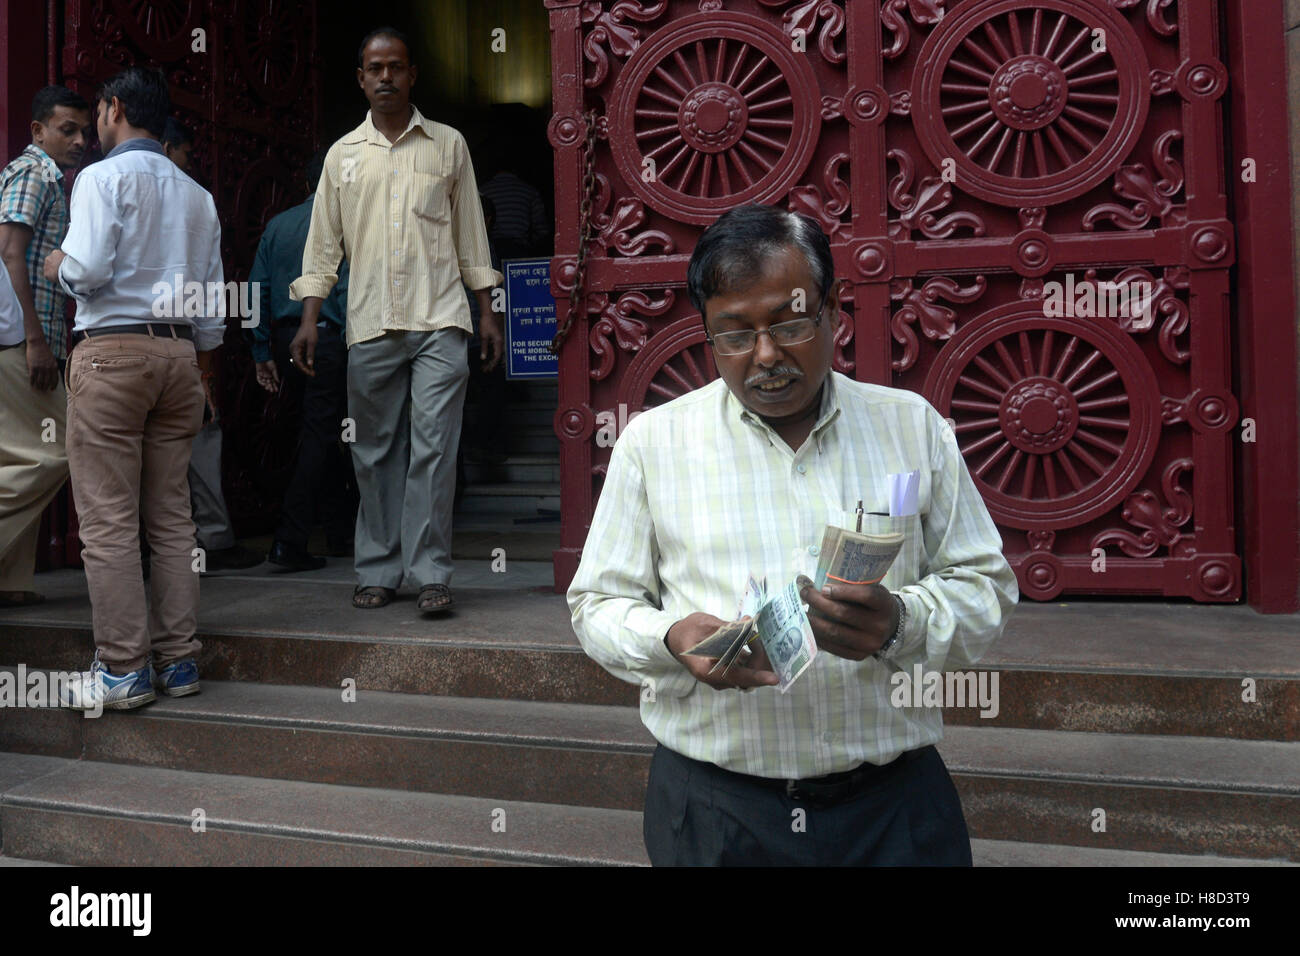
[0,587,1296,866]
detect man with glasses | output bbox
[568,204,1017,866]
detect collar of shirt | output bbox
[358,105,433,148]
[104,137,165,159]
[23,144,63,183]
[727,371,844,454]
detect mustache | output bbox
[745,367,803,388]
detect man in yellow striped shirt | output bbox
[290,27,502,614]
[568,205,1018,865]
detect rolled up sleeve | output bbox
[449,134,502,292]
[289,159,343,303]
[568,431,698,701]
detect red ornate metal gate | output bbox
[51,0,321,553]
[547,0,1281,604]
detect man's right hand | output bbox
[665,612,780,692]
[289,323,317,378]
[255,360,280,393]
[25,339,58,391]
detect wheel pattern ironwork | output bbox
[923,303,1160,530]
[110,0,197,58]
[912,0,1149,206]
[620,318,719,412]
[608,12,821,224]
[233,0,307,107]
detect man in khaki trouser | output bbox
[0,85,91,605]
[0,340,67,601]
[46,67,225,712]
[0,263,68,602]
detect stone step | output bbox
[455,496,560,516]
[1,679,1295,859]
[503,403,558,428]
[462,481,559,497]
[512,432,561,455]
[949,727,1298,862]
[457,482,560,515]
[3,606,1293,740]
[968,839,1295,866]
[0,753,646,866]
[462,456,560,485]
[0,677,652,811]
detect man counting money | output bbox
[568,204,1018,866]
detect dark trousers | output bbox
[271,323,356,549]
[643,743,973,866]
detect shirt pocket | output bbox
[411,172,451,224]
[826,511,921,591]
[862,512,924,590]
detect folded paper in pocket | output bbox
[888,469,919,517]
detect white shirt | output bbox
[0,254,23,346]
[58,139,226,352]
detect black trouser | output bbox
[463,318,509,458]
[642,743,973,866]
[270,322,356,549]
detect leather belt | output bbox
[730,746,927,807]
[73,323,193,344]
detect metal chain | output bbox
[550,110,599,355]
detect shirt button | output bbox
[808,545,819,557]
[796,464,806,474]
[821,731,833,744]
[393,222,399,228]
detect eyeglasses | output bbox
[705,291,830,356]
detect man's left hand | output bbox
[479,311,503,372]
[42,249,65,283]
[798,577,899,661]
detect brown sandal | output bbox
[352,586,395,609]
[417,583,454,614]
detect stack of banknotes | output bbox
[683,526,905,691]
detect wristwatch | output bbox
[874,592,906,661]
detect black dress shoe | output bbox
[267,541,327,572]
[202,544,265,571]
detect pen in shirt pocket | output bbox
[852,500,888,532]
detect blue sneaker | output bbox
[62,653,155,712]
[151,657,200,697]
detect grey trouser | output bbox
[188,422,235,551]
[346,328,469,590]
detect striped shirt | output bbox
[480,171,549,255]
[0,145,70,358]
[568,372,1019,779]
[289,106,502,347]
